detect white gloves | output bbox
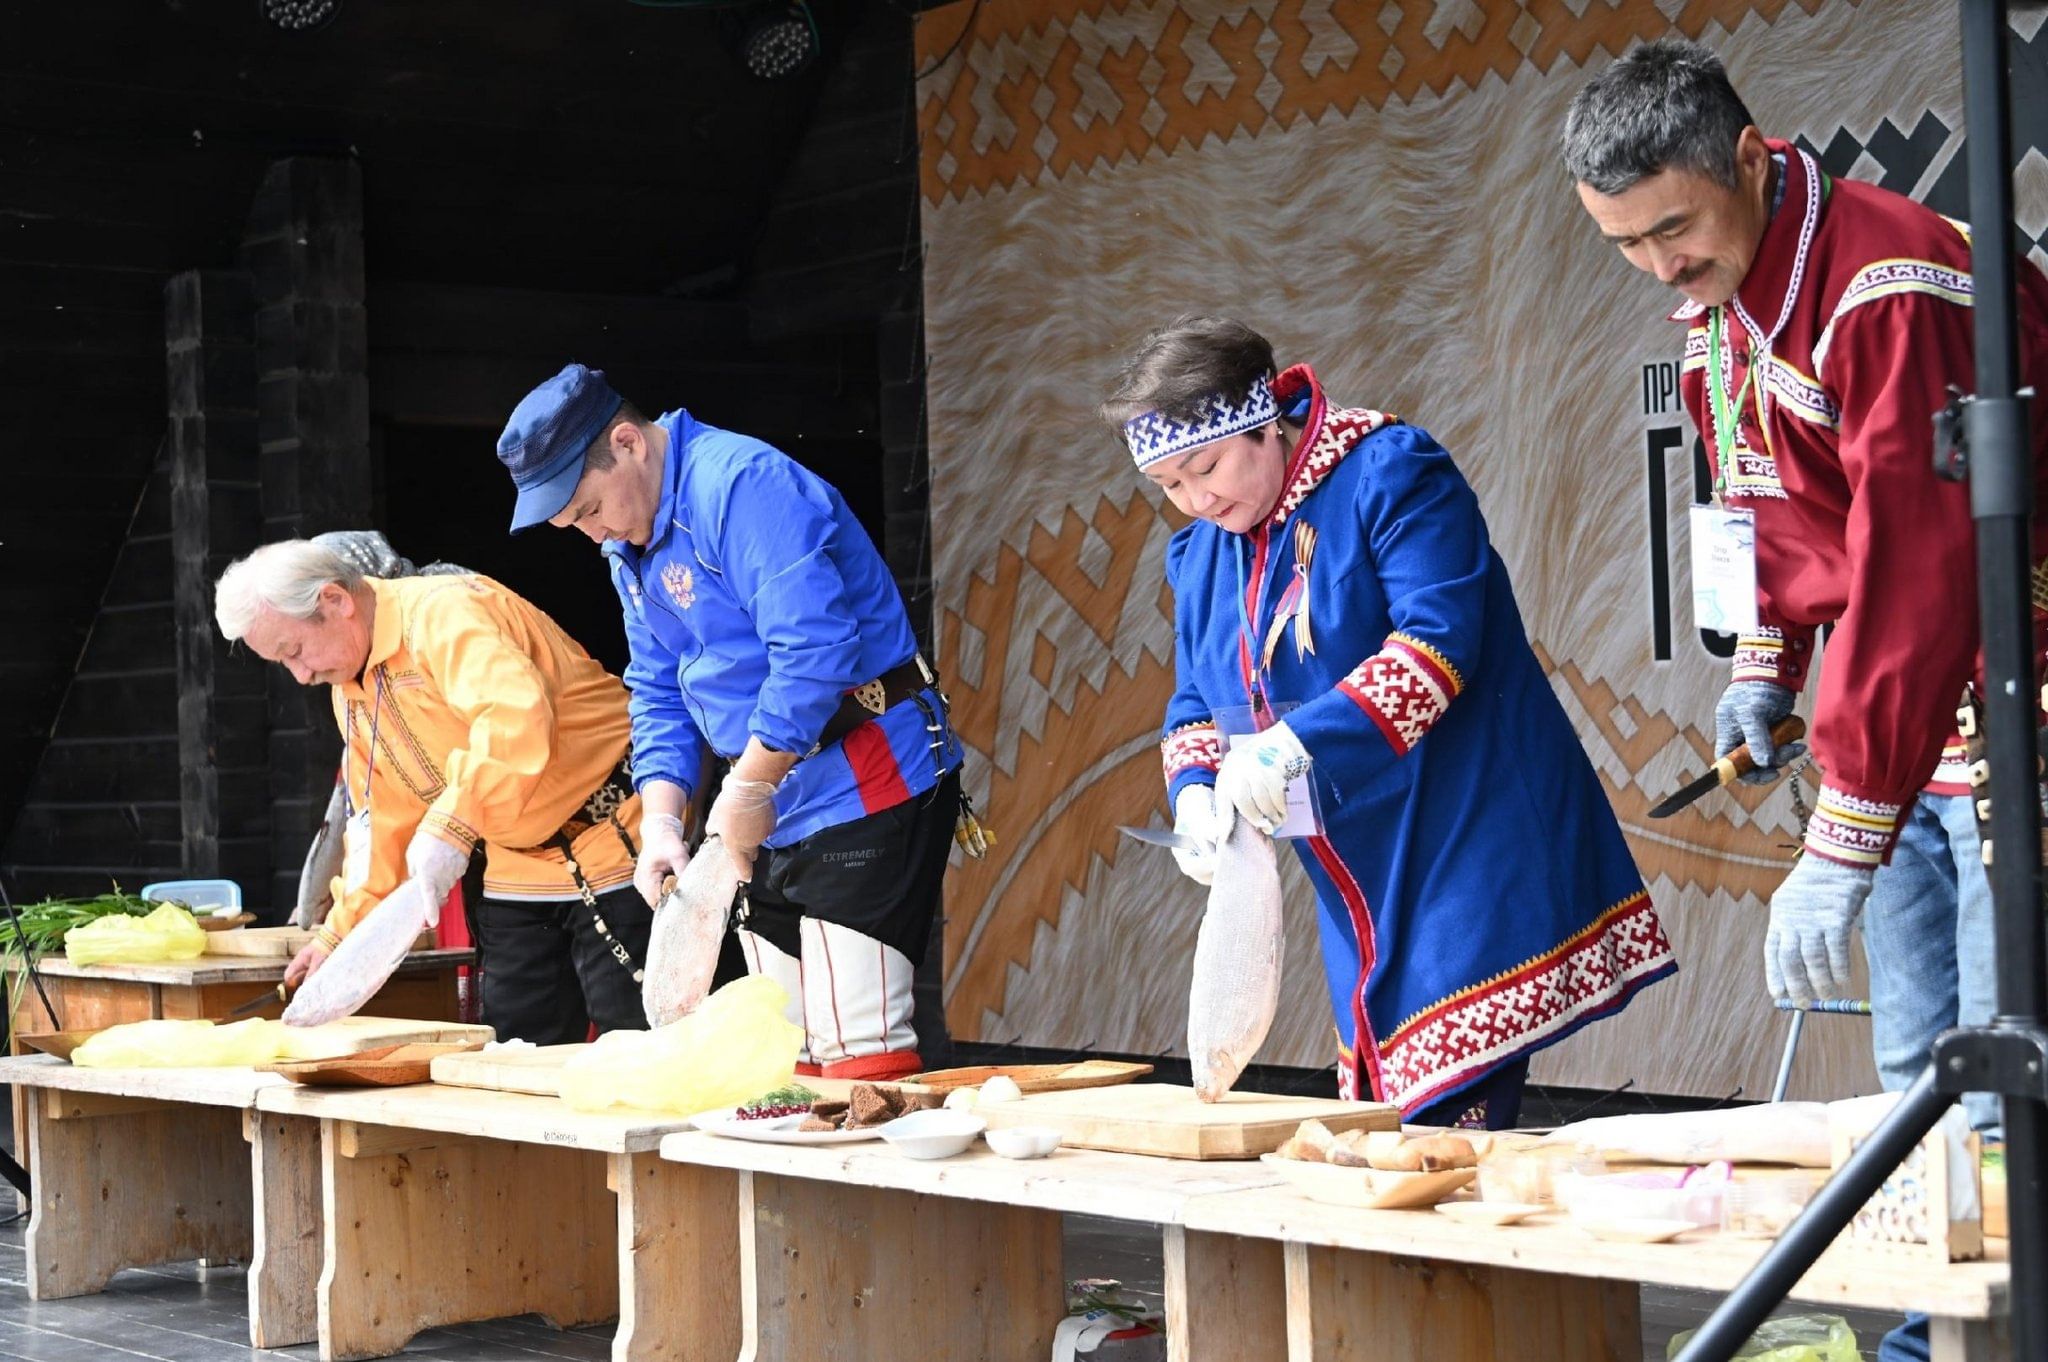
[1714,681,1806,785]
[705,772,780,865]
[1170,785,1226,886]
[1765,854,1875,1005]
[636,812,692,907]
[1214,722,1310,834]
[283,877,437,1026]
[402,831,470,930]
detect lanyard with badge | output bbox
[1225,522,1323,839]
[1688,306,1764,633]
[340,670,386,896]
[1688,150,1828,637]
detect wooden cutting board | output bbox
[430,1043,586,1096]
[202,926,314,958]
[898,1059,1153,1095]
[262,1040,485,1087]
[277,1016,495,1062]
[977,1083,1400,1160]
[203,926,440,958]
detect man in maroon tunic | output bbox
[1562,38,2048,1192]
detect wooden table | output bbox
[252,1081,729,1362]
[3,948,473,1188]
[6,947,471,1034]
[0,1055,314,1343]
[658,1129,1290,1362]
[1177,1184,2012,1362]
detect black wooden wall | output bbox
[0,0,933,911]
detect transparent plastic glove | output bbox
[705,773,780,864]
[284,937,331,988]
[283,878,434,1027]
[403,831,468,930]
[1764,854,1875,1006]
[1714,680,1805,785]
[1170,784,1225,886]
[294,782,346,929]
[636,812,691,907]
[1214,722,1309,834]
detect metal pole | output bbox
[1958,7,2048,1361]
[1770,1010,1804,1104]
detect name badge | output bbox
[1689,505,1759,634]
[1215,703,1325,840]
[343,808,374,896]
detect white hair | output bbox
[214,540,364,642]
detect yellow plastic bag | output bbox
[1667,1314,1858,1362]
[559,974,803,1115]
[72,1018,288,1069]
[63,902,208,966]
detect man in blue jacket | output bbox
[496,364,963,1080]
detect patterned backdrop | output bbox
[916,0,2048,1098]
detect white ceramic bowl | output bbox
[877,1109,987,1160]
[984,1125,1063,1160]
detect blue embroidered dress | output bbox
[1161,366,1677,1113]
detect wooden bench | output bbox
[251,1080,736,1362]
[1177,1181,2012,1362]
[0,1055,320,1346]
[657,1129,1290,1362]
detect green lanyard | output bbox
[1705,305,1757,500]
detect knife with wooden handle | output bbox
[1647,716,1808,819]
[225,981,293,1019]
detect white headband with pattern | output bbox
[1123,375,1277,469]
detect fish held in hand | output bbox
[642,834,743,1027]
[1187,816,1284,1102]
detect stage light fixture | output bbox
[260,0,341,33]
[730,1,818,80]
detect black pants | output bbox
[470,885,657,1045]
[740,770,960,968]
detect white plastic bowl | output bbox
[877,1109,986,1160]
[984,1125,1062,1160]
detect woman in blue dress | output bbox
[1106,316,1677,1126]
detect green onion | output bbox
[1,887,162,959]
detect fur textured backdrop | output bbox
[920,0,2021,1099]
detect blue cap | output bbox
[497,363,625,533]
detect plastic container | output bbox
[1556,1170,1726,1230]
[1721,1178,1816,1238]
[1475,1147,1607,1206]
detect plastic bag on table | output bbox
[1666,1313,1858,1362]
[642,834,744,1027]
[63,902,208,966]
[283,878,434,1027]
[1544,1102,1833,1168]
[560,973,802,1115]
[73,1017,287,1068]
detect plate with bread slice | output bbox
[693,1080,951,1145]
